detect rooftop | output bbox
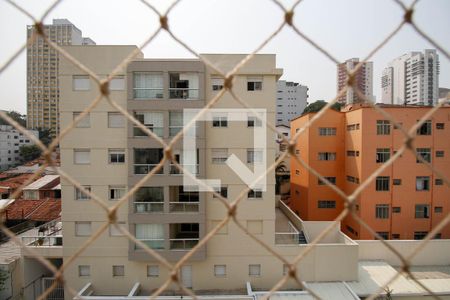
[4,198,61,222]
[22,175,59,190]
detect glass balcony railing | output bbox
[134,202,164,213]
[169,88,199,100]
[134,164,163,175]
[169,202,199,213]
[169,238,199,250]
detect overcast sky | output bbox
[0,0,449,114]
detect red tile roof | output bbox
[4,199,61,222]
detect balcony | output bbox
[275,203,308,246]
[169,186,199,213]
[21,219,63,258]
[170,223,199,250]
[169,88,199,100]
[133,164,163,175]
[133,187,164,213]
[169,164,199,175]
[134,202,164,213]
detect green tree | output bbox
[0,110,26,127]
[19,144,42,162]
[38,128,52,146]
[302,100,341,115]
[0,268,9,291]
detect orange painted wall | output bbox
[291,104,450,240]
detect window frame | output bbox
[375,204,389,219]
[108,149,125,164]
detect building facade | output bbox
[26,19,95,137]
[0,125,38,171]
[276,80,308,125]
[381,49,440,106]
[337,58,373,105]
[56,47,361,297]
[290,103,450,240]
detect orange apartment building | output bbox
[290,103,450,240]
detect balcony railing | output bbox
[134,202,164,213]
[169,238,199,250]
[133,126,163,138]
[134,164,163,175]
[22,235,63,247]
[169,88,199,100]
[133,88,164,99]
[169,202,199,213]
[136,239,165,250]
[169,164,199,175]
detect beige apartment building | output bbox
[52,46,362,298]
[26,19,95,137]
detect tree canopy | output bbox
[302,100,341,115]
[0,110,26,127]
[19,144,42,162]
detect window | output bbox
[318,200,336,209]
[436,150,444,157]
[74,149,90,164]
[295,170,300,175]
[110,76,125,90]
[247,76,262,91]
[416,148,431,163]
[375,204,389,219]
[214,265,226,277]
[415,204,430,218]
[435,178,443,185]
[249,264,261,277]
[416,176,430,191]
[376,232,389,240]
[376,148,390,163]
[392,233,400,239]
[108,149,125,164]
[73,112,90,128]
[318,152,336,161]
[375,176,390,191]
[133,72,163,99]
[436,123,445,129]
[75,222,92,236]
[247,115,262,127]
[108,112,125,128]
[392,207,401,213]
[347,150,359,157]
[434,207,443,213]
[212,148,228,164]
[169,72,199,99]
[113,265,125,277]
[136,224,164,249]
[169,111,183,136]
[78,265,90,277]
[213,186,228,198]
[417,120,432,135]
[109,222,125,236]
[248,189,263,199]
[134,148,164,174]
[109,186,126,201]
[212,115,228,127]
[72,184,89,201]
[147,265,159,277]
[134,112,164,137]
[376,120,390,135]
[211,77,224,91]
[247,149,263,164]
[414,231,428,240]
[318,127,336,136]
[393,179,402,185]
[318,177,336,185]
[434,233,442,239]
[73,75,90,90]
[346,123,360,131]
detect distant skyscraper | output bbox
[276,80,308,126]
[381,49,439,106]
[337,58,373,105]
[26,19,95,137]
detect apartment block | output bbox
[337,58,373,105]
[381,49,440,106]
[0,125,38,171]
[290,103,450,240]
[276,80,308,125]
[50,47,364,298]
[26,19,95,137]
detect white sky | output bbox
[0,0,449,114]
